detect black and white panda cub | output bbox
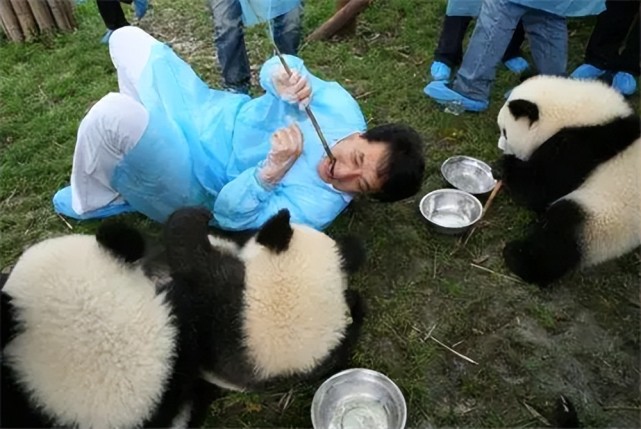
[1,207,366,427]
[164,207,366,392]
[0,219,220,429]
[495,75,640,286]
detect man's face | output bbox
[317,133,388,194]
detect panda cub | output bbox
[0,219,221,429]
[164,207,366,392]
[495,75,640,286]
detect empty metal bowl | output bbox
[441,155,496,194]
[311,368,406,429]
[419,189,483,235]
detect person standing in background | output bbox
[570,0,640,95]
[96,0,148,43]
[209,0,303,94]
[429,0,529,82]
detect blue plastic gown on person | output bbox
[110,42,366,231]
[508,0,605,17]
[239,0,301,25]
[447,0,605,18]
[446,0,482,17]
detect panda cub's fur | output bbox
[1,221,220,429]
[495,75,640,286]
[165,207,366,392]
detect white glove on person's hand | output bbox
[257,123,304,186]
[272,66,312,110]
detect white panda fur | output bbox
[495,75,641,285]
[497,76,633,160]
[1,220,223,429]
[165,207,366,392]
[2,235,176,429]
[239,224,350,380]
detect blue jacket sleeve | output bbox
[212,167,348,231]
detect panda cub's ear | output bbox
[256,209,293,253]
[508,99,539,126]
[336,235,366,275]
[96,220,146,263]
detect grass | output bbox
[1,0,639,427]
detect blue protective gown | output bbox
[446,0,604,17]
[110,43,366,231]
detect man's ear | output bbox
[508,99,539,126]
[256,209,293,253]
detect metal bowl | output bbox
[419,189,483,235]
[311,368,406,429]
[441,155,496,194]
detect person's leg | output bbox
[53,93,148,219]
[434,15,473,67]
[431,15,473,80]
[209,0,251,93]
[108,26,160,101]
[502,19,529,73]
[612,8,639,95]
[96,0,129,30]
[585,0,638,70]
[424,0,524,111]
[272,1,303,56]
[521,8,567,76]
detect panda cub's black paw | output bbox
[96,221,146,263]
[503,240,535,283]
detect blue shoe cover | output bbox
[504,56,529,73]
[53,186,135,220]
[430,61,452,81]
[423,81,489,112]
[100,29,113,44]
[570,63,605,79]
[612,72,637,95]
[133,0,148,19]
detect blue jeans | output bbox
[453,0,568,101]
[210,0,303,92]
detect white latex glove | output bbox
[257,123,304,186]
[272,66,312,110]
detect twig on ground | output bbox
[470,263,525,284]
[430,336,478,365]
[413,324,478,365]
[57,214,73,230]
[603,406,641,411]
[522,401,552,427]
[355,90,374,99]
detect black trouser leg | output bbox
[502,20,526,61]
[618,13,640,75]
[434,15,473,67]
[584,0,640,71]
[96,0,130,30]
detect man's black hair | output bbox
[363,123,425,202]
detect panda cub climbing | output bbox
[166,207,367,392]
[495,75,640,286]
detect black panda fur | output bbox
[495,75,641,286]
[0,220,222,428]
[163,207,366,392]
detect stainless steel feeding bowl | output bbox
[311,368,407,429]
[441,155,497,194]
[419,189,483,235]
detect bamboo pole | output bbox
[334,0,357,37]
[0,0,23,41]
[10,0,37,40]
[307,0,371,41]
[26,0,55,34]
